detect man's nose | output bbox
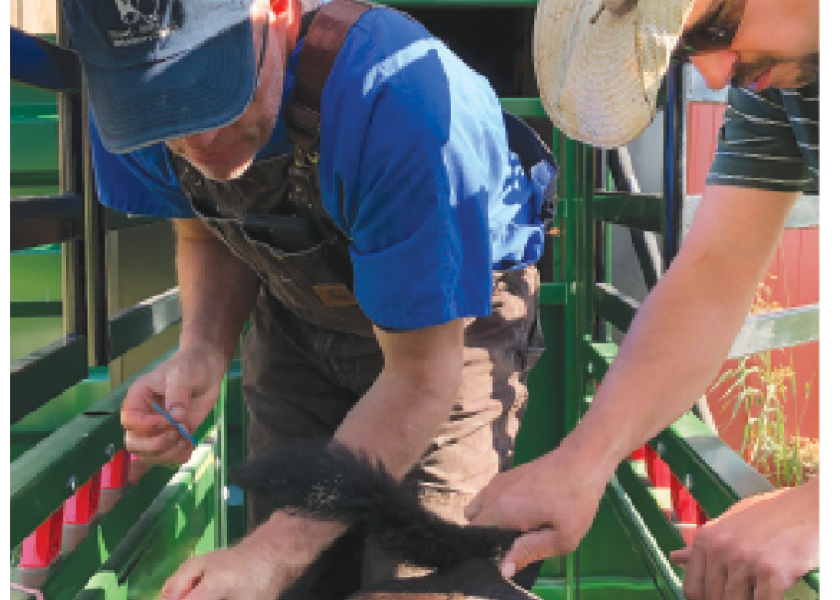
[689,50,740,90]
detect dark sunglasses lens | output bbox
[682,24,735,52]
[677,0,746,57]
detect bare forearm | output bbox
[253,320,464,565]
[332,319,464,477]
[252,374,459,574]
[333,360,460,478]
[577,257,757,466]
[175,219,259,362]
[567,187,798,478]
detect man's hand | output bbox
[121,345,227,465]
[159,537,298,600]
[466,433,613,578]
[160,512,344,600]
[670,477,819,600]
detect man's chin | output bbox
[770,71,817,90]
[732,54,818,91]
[773,56,819,89]
[193,159,255,182]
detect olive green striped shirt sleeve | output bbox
[707,80,819,194]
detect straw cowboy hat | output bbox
[534,0,696,148]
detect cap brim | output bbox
[86,19,257,154]
[534,0,692,148]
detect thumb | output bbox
[669,548,692,564]
[122,371,167,431]
[500,529,561,579]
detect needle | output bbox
[150,401,196,447]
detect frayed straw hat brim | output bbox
[534,0,696,148]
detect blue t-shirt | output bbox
[91,8,550,330]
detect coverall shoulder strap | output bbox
[285,0,375,155]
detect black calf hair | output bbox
[230,438,519,570]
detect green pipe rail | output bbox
[11,4,818,600]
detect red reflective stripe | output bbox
[644,444,670,488]
[101,449,130,489]
[20,506,64,568]
[64,471,102,525]
[670,472,702,525]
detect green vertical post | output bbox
[217,361,248,547]
[563,137,594,426]
[603,170,613,342]
[562,136,580,432]
[214,373,227,550]
[579,141,595,351]
[562,135,578,600]
[562,136,578,600]
[559,136,595,600]
[552,129,567,282]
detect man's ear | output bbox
[270,0,300,54]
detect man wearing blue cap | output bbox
[61,0,554,599]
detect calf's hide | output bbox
[231,439,540,600]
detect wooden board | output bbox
[10,0,57,34]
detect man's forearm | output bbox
[568,187,798,476]
[333,358,461,478]
[175,219,259,362]
[333,319,465,478]
[250,371,460,580]
[251,319,465,568]
[576,258,757,467]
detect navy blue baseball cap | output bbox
[61,0,261,153]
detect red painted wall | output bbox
[686,102,819,460]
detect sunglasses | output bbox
[672,0,747,62]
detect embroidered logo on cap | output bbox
[115,0,160,25]
[108,0,184,47]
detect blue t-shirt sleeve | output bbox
[89,117,196,218]
[319,10,541,330]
